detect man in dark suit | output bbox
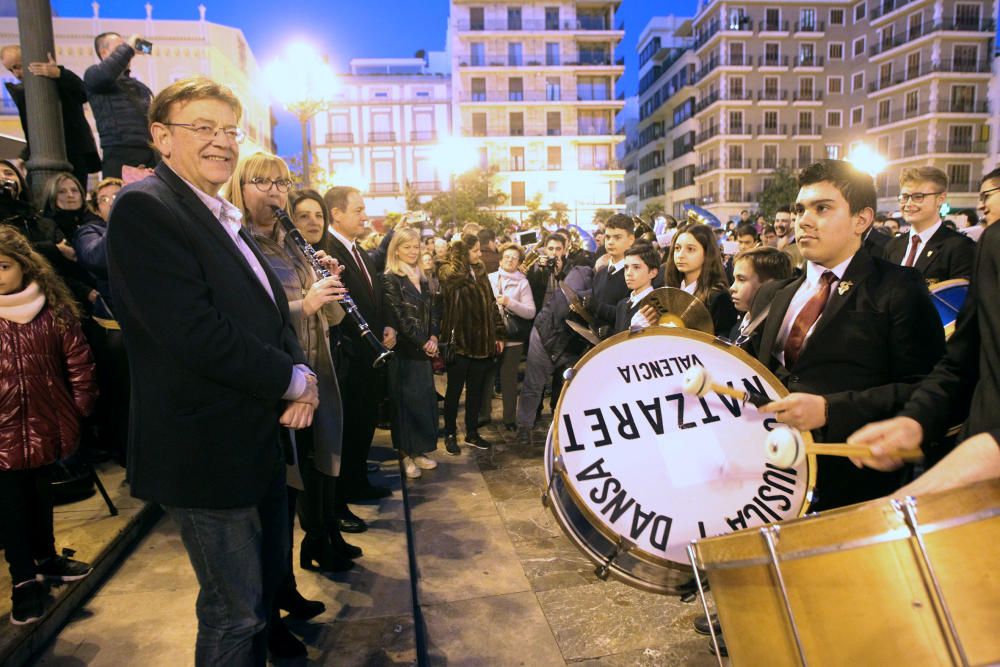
[748,159,945,511]
[590,214,634,334]
[1,46,100,189]
[849,167,1000,490]
[323,186,397,529]
[884,166,975,282]
[107,78,317,666]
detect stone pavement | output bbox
[24,398,726,666]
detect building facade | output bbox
[0,5,273,160]
[448,0,627,226]
[628,0,996,220]
[311,55,452,218]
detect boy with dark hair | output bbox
[735,223,760,252]
[590,213,635,331]
[729,246,793,340]
[612,244,661,334]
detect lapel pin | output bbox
[926,250,933,257]
[837,280,853,296]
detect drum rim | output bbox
[550,326,817,570]
[928,278,970,293]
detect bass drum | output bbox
[929,278,969,340]
[543,327,815,594]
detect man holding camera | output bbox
[84,33,157,178]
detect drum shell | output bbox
[692,479,1000,667]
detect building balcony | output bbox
[458,91,622,104]
[868,60,992,94]
[793,55,825,69]
[368,182,400,194]
[757,20,790,33]
[868,102,932,128]
[693,21,720,51]
[696,159,719,175]
[793,20,826,34]
[454,18,623,33]
[791,124,823,137]
[886,141,989,160]
[757,90,789,102]
[869,19,997,58]
[724,158,753,169]
[724,54,753,67]
[756,124,789,137]
[870,0,932,23]
[324,132,354,144]
[695,127,721,145]
[692,58,720,83]
[758,55,790,68]
[791,90,824,103]
[410,180,442,193]
[937,99,990,114]
[725,191,758,203]
[756,158,790,171]
[368,132,397,143]
[410,130,438,142]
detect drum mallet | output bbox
[682,366,769,407]
[765,428,924,468]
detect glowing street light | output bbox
[263,40,339,188]
[432,135,480,178]
[847,143,888,178]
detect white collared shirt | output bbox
[607,257,626,275]
[775,254,854,365]
[628,285,655,329]
[330,227,372,284]
[899,219,941,266]
[680,279,698,295]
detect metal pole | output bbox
[15,0,72,203]
[299,113,311,189]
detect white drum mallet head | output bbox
[682,366,710,397]
[765,428,806,468]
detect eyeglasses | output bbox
[248,177,292,193]
[163,123,245,144]
[97,194,116,204]
[897,192,943,204]
[978,186,1000,203]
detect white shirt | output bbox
[899,219,941,266]
[607,257,626,275]
[680,279,698,295]
[330,227,372,285]
[775,254,854,366]
[628,285,655,330]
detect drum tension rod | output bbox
[594,536,631,580]
[541,456,565,508]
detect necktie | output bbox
[903,235,922,267]
[351,244,374,298]
[783,271,836,368]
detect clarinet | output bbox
[272,206,393,368]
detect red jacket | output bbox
[0,307,98,471]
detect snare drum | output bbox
[690,479,1000,667]
[543,327,815,594]
[929,279,969,340]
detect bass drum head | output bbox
[929,278,969,340]
[543,327,815,594]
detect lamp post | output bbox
[263,41,338,189]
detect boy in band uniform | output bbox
[590,214,636,333]
[728,247,794,341]
[612,244,661,335]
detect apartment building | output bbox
[312,55,452,218]
[448,0,626,225]
[628,0,996,220]
[0,4,273,156]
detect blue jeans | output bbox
[164,465,289,667]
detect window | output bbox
[798,43,815,66]
[825,145,841,159]
[578,110,610,135]
[470,43,485,66]
[905,90,919,114]
[507,7,522,30]
[828,42,844,60]
[508,43,523,66]
[830,8,845,25]
[827,110,842,127]
[764,42,780,65]
[579,144,611,170]
[728,144,744,168]
[578,76,610,101]
[879,25,894,50]
[764,8,781,30]
[797,144,813,168]
[850,106,863,126]
[950,84,976,112]
[955,4,981,29]
[546,77,561,101]
[373,91,389,99]
[853,36,866,57]
[728,110,744,134]
[510,181,526,206]
[798,77,814,98]
[949,125,973,151]
[827,76,843,94]
[509,112,524,136]
[546,42,560,66]
[800,8,816,30]
[728,76,745,98]
[509,77,524,101]
[763,144,778,168]
[953,44,979,70]
[878,99,891,122]
[906,51,921,78]
[469,6,484,30]
[510,146,525,171]
[877,135,890,156]
[903,129,918,155]
[764,76,779,96]
[471,78,486,101]
[545,6,560,30]
[854,2,866,21]
[727,178,743,201]
[763,110,779,131]
[547,111,561,135]
[908,12,923,39]
[947,163,971,191]
[547,146,562,170]
[727,7,749,30]
[852,71,864,91]
[472,113,487,136]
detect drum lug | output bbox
[594,536,633,580]
[562,367,575,382]
[541,457,565,508]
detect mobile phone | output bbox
[134,38,153,54]
[515,230,539,247]
[721,240,739,256]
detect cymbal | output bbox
[637,287,714,335]
[567,319,601,346]
[560,282,595,325]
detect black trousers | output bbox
[444,355,492,436]
[338,367,382,497]
[0,465,57,585]
[294,427,338,536]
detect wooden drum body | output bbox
[691,479,1000,666]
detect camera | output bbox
[134,38,153,54]
[0,179,19,201]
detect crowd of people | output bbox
[1,51,999,667]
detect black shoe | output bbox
[269,618,307,659]
[707,632,728,657]
[345,484,391,502]
[516,427,533,447]
[444,434,461,456]
[36,549,92,582]
[277,588,326,621]
[337,507,368,533]
[464,433,492,450]
[299,536,354,573]
[329,534,363,559]
[693,612,721,636]
[503,423,517,432]
[10,579,45,626]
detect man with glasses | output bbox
[886,166,975,282]
[848,167,1000,494]
[108,77,316,666]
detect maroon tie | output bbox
[783,271,836,368]
[903,235,921,267]
[351,244,374,297]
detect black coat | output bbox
[705,288,739,336]
[381,272,439,360]
[899,222,1000,447]
[884,224,976,283]
[325,234,386,377]
[107,163,307,509]
[83,44,154,150]
[749,252,946,510]
[613,296,640,334]
[591,264,629,328]
[5,67,100,174]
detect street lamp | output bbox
[263,40,338,189]
[847,143,887,178]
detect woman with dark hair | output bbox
[288,188,333,254]
[662,222,738,335]
[439,232,505,454]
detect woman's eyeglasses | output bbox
[249,177,292,193]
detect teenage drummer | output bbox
[746,159,945,512]
[847,167,1000,494]
[885,166,975,282]
[612,244,661,335]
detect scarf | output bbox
[400,262,422,291]
[0,281,46,324]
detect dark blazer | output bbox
[884,224,976,283]
[107,163,307,509]
[705,288,739,336]
[749,251,946,510]
[862,226,888,260]
[325,234,385,374]
[591,264,629,327]
[613,296,640,334]
[381,272,439,360]
[899,222,1000,447]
